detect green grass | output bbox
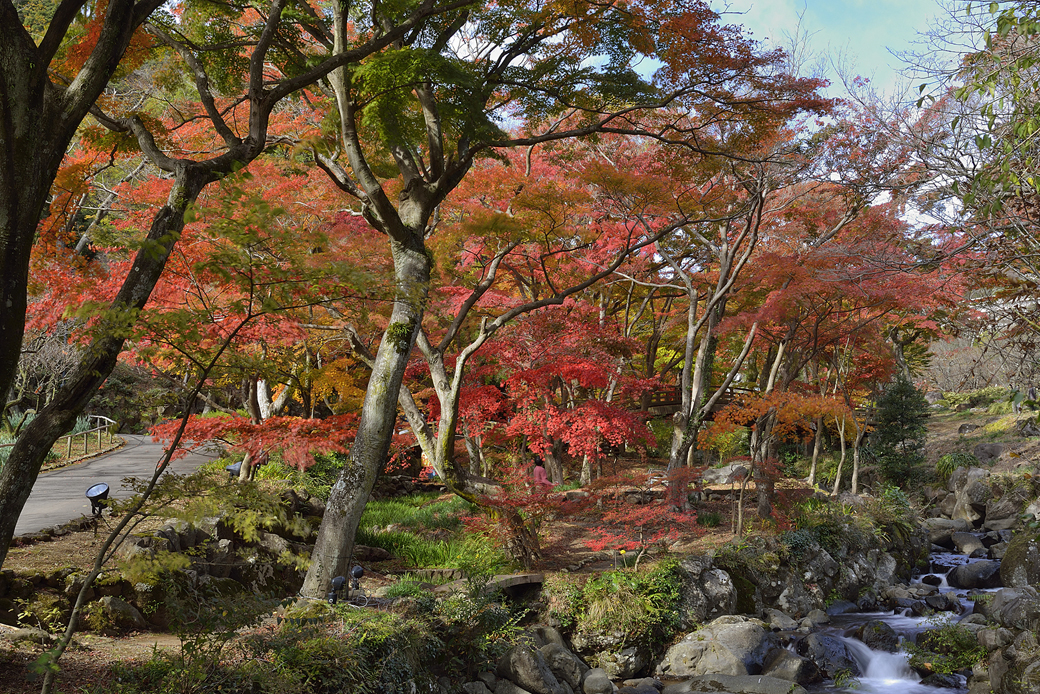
[360,494,476,533]
[354,526,503,570]
[355,494,507,571]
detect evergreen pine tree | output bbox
[872,375,930,485]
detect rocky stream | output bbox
[459,464,1040,694]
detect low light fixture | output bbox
[85,483,109,517]
[329,575,347,604]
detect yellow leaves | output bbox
[311,357,366,413]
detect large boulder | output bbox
[655,616,779,678]
[205,538,236,579]
[948,560,1003,589]
[700,464,749,486]
[762,608,798,631]
[496,644,567,694]
[1000,530,1040,588]
[985,624,1040,694]
[569,630,648,680]
[531,626,568,649]
[98,595,147,631]
[951,532,986,556]
[948,466,992,520]
[919,672,964,689]
[987,587,1040,632]
[597,647,646,681]
[539,643,588,690]
[971,445,1003,465]
[4,627,55,645]
[760,647,822,685]
[676,556,737,629]
[794,633,859,678]
[854,620,900,653]
[922,518,972,549]
[984,489,1028,532]
[581,668,613,694]
[661,674,807,694]
[1013,417,1040,437]
[924,592,963,614]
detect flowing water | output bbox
[800,538,1000,693]
[798,611,960,694]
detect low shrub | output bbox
[697,511,722,527]
[785,498,880,559]
[940,386,1011,410]
[542,560,684,652]
[936,452,978,483]
[905,617,986,674]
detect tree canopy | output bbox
[1,0,1030,593]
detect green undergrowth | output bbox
[253,452,346,502]
[542,560,684,653]
[939,386,1012,411]
[361,493,474,531]
[774,487,917,561]
[103,576,525,693]
[936,451,979,482]
[905,615,986,675]
[355,494,510,571]
[978,414,1021,438]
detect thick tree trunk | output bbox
[0,0,161,418]
[542,440,565,484]
[887,327,917,382]
[750,409,777,519]
[300,239,430,599]
[0,170,212,568]
[462,425,482,476]
[503,509,540,570]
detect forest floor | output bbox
[0,455,741,694]
[3,407,1039,692]
[924,409,1040,475]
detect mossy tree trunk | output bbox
[301,238,431,598]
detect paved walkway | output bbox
[14,435,220,536]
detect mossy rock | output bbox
[281,598,335,626]
[731,574,758,614]
[1000,529,1040,588]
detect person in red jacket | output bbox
[532,461,553,490]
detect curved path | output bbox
[14,435,220,536]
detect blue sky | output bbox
[713,0,946,97]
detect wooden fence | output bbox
[0,415,117,459]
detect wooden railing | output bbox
[0,415,118,459]
[639,385,756,416]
